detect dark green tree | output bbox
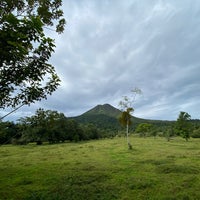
[0,0,65,109]
[17,108,103,144]
[64,119,84,142]
[175,111,191,141]
[0,121,18,144]
[18,108,47,144]
[82,124,100,140]
[18,109,93,144]
[18,108,67,144]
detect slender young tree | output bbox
[119,88,142,149]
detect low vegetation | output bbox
[1,136,200,199]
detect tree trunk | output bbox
[126,120,132,149]
[126,121,129,144]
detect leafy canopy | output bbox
[135,123,153,133]
[0,0,66,108]
[175,111,191,141]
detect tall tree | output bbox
[119,88,142,149]
[175,111,191,141]
[0,0,65,109]
[18,108,67,144]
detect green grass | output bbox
[0,136,200,200]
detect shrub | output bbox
[11,138,27,145]
[191,128,200,138]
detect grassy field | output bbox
[0,136,200,200]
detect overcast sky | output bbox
[2,0,200,121]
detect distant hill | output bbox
[83,104,122,118]
[71,104,173,132]
[72,104,122,131]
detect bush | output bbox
[11,138,27,145]
[191,128,200,138]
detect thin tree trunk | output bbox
[126,121,129,145]
[127,120,132,149]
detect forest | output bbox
[1,107,200,146]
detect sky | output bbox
[2,0,200,121]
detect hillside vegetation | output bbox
[1,137,200,199]
[1,104,200,145]
[72,104,174,132]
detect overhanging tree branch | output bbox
[0,104,25,120]
[0,0,66,109]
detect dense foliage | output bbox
[1,106,200,145]
[0,0,65,108]
[135,123,153,137]
[73,114,121,132]
[175,111,192,141]
[0,109,102,145]
[0,121,18,144]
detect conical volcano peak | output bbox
[83,103,121,118]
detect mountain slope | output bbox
[72,104,121,131]
[72,104,164,131]
[83,104,122,118]
[80,103,147,122]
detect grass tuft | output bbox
[157,164,200,174]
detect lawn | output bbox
[0,136,200,200]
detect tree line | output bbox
[134,112,200,141]
[1,108,200,146]
[0,108,104,145]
